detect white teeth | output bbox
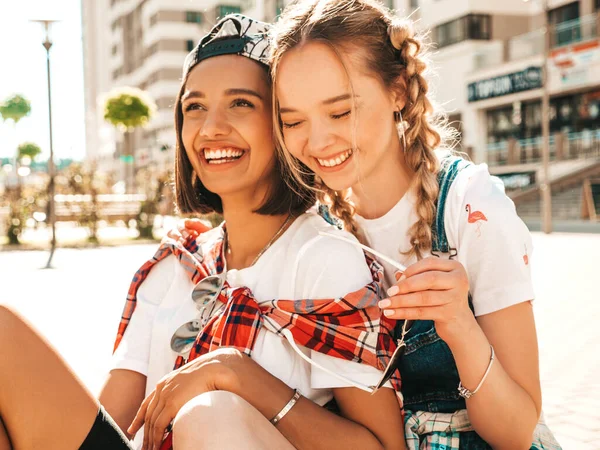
[203,147,245,161]
[317,149,353,168]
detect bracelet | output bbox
[270,389,301,426]
[457,345,495,399]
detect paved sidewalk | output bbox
[1,232,599,448]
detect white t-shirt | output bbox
[356,161,535,317]
[112,212,386,443]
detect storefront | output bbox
[485,88,600,144]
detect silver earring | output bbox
[395,110,409,151]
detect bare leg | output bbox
[0,305,99,450]
[0,417,11,450]
[173,391,296,450]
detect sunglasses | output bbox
[170,231,409,395]
[170,274,226,357]
[315,231,412,394]
[280,320,409,396]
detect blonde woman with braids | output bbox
[264,0,561,448]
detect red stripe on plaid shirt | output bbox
[113,230,402,449]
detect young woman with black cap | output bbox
[0,14,407,450]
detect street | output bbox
[1,232,599,449]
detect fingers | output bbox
[387,271,457,297]
[163,219,211,245]
[184,218,211,234]
[382,305,446,321]
[149,402,171,450]
[381,290,452,311]
[402,257,461,279]
[143,388,163,450]
[128,391,153,436]
[164,228,185,242]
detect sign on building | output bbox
[468,67,542,102]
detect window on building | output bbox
[111,44,118,56]
[434,14,490,48]
[186,39,195,52]
[149,13,158,27]
[466,14,490,40]
[548,2,579,25]
[548,2,580,47]
[486,106,518,143]
[217,6,242,18]
[186,11,203,24]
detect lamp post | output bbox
[540,0,552,234]
[525,0,552,233]
[31,19,59,267]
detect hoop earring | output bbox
[394,110,409,152]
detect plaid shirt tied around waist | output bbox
[113,228,402,448]
[404,409,562,450]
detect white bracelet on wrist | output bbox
[270,389,301,426]
[457,345,495,399]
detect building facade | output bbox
[81,0,265,188]
[82,0,600,221]
[418,0,599,196]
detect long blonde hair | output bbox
[271,0,453,258]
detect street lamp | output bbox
[525,0,552,233]
[31,19,59,268]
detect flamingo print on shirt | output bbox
[465,204,487,237]
[523,244,529,265]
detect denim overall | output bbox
[396,156,493,449]
[318,157,558,448]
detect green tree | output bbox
[0,94,31,124]
[17,142,42,162]
[0,95,34,246]
[102,87,156,193]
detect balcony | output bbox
[487,130,600,167]
[509,29,544,62]
[472,12,598,71]
[551,14,598,48]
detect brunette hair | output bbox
[173,58,316,217]
[271,0,454,258]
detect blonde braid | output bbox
[270,0,455,258]
[315,180,364,242]
[389,20,441,259]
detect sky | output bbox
[0,0,85,162]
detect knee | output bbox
[173,391,249,432]
[173,391,259,448]
[0,304,21,333]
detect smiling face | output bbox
[275,41,403,192]
[180,54,275,201]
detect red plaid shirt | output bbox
[114,227,402,448]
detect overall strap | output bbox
[431,155,472,254]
